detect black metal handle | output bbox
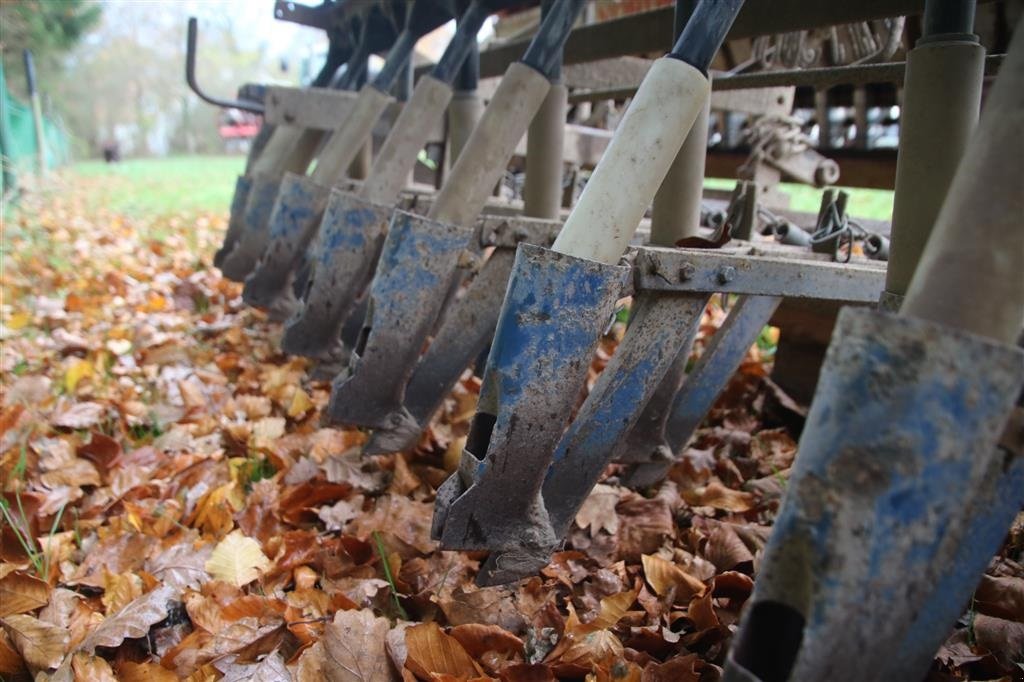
[519,0,587,81]
[668,0,745,74]
[186,18,265,113]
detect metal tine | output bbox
[364,248,517,454]
[219,3,392,281]
[433,0,745,582]
[324,0,587,429]
[433,244,628,585]
[280,192,393,370]
[280,0,497,362]
[621,294,782,488]
[242,0,460,309]
[365,0,569,453]
[326,209,477,431]
[448,292,707,582]
[212,13,349,268]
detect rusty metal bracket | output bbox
[632,245,885,301]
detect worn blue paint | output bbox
[267,177,320,240]
[316,199,381,266]
[746,307,1024,680]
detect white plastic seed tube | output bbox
[249,125,322,177]
[311,84,394,186]
[551,57,710,264]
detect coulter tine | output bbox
[219,173,283,281]
[326,210,475,430]
[242,173,330,308]
[622,294,782,488]
[434,245,627,585]
[280,191,392,362]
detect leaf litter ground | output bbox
[1,170,1021,681]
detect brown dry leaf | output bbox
[404,621,480,681]
[591,589,638,630]
[321,609,392,682]
[701,521,755,572]
[640,555,705,601]
[974,574,1024,621]
[213,651,289,682]
[0,628,27,678]
[101,570,144,614]
[205,530,271,587]
[116,660,180,682]
[640,653,702,682]
[287,387,315,418]
[71,651,118,681]
[294,640,328,681]
[615,497,674,559]
[682,481,756,513]
[449,623,523,659]
[1,613,70,670]
[79,585,177,653]
[574,484,621,538]
[0,570,51,617]
[973,614,1024,669]
[52,402,105,429]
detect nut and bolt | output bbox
[678,263,696,281]
[717,266,736,284]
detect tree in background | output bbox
[0,0,102,96]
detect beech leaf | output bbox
[205,530,271,587]
[1,614,69,670]
[79,585,177,652]
[0,570,51,617]
[404,621,480,681]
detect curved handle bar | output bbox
[186,17,265,114]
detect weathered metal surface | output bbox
[262,85,359,129]
[432,244,629,585]
[477,215,561,249]
[280,191,392,363]
[864,233,890,260]
[214,175,254,268]
[729,307,1024,681]
[539,292,710,543]
[326,210,476,430]
[633,246,885,301]
[242,173,330,308]
[365,248,518,455]
[219,173,284,282]
[621,295,782,488]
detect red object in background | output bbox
[219,123,260,139]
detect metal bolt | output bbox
[678,263,696,281]
[717,266,736,284]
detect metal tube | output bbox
[650,0,705,245]
[903,18,1024,344]
[922,0,978,39]
[668,0,744,74]
[431,0,489,84]
[519,0,586,80]
[884,22,984,302]
[523,0,566,220]
[23,50,47,175]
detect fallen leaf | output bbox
[322,609,392,682]
[213,650,290,682]
[79,585,177,652]
[52,402,105,430]
[1,613,69,670]
[71,651,118,681]
[287,388,314,418]
[0,570,51,617]
[574,484,621,538]
[64,359,94,393]
[974,574,1024,621]
[682,481,756,513]
[205,530,271,587]
[641,555,705,601]
[404,621,480,681]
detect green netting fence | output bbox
[1,62,72,196]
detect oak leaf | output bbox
[574,484,621,538]
[205,530,271,587]
[322,609,393,682]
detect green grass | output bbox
[705,177,893,221]
[72,155,246,217]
